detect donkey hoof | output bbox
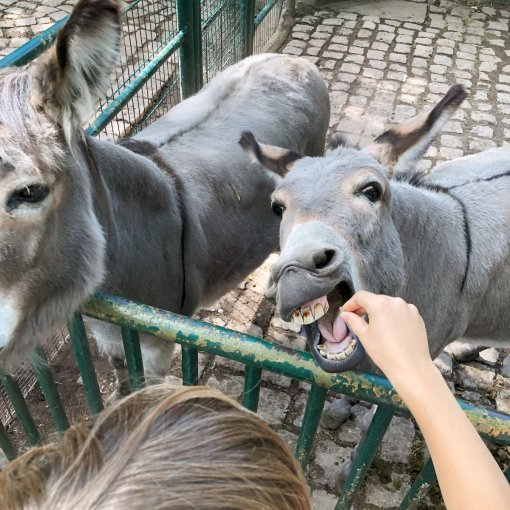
[320,397,352,430]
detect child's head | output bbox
[0,384,310,510]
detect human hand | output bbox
[340,291,434,388]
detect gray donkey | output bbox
[240,84,510,372]
[241,85,510,481]
[0,0,330,393]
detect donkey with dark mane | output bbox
[0,0,330,393]
[242,85,510,481]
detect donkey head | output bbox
[0,0,121,370]
[241,85,466,372]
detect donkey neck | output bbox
[84,136,184,312]
[391,182,470,347]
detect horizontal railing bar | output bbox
[86,30,186,136]
[83,292,510,445]
[0,375,40,446]
[0,0,146,69]
[202,0,230,31]
[0,18,67,69]
[255,0,279,26]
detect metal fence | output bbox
[0,2,509,509]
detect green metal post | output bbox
[398,458,437,510]
[242,364,262,412]
[505,464,510,483]
[32,347,69,434]
[182,346,199,386]
[176,0,202,98]
[121,327,145,392]
[192,0,203,90]
[68,313,104,415]
[295,384,328,470]
[0,374,40,446]
[335,406,394,510]
[0,419,17,460]
[241,0,256,56]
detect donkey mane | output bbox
[0,69,61,168]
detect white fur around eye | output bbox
[0,294,18,348]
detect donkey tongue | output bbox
[317,314,348,345]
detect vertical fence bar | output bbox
[68,313,104,415]
[335,406,394,510]
[120,327,145,392]
[0,374,40,446]
[192,0,203,90]
[32,347,69,434]
[182,346,199,386]
[295,384,328,470]
[176,0,201,98]
[242,364,262,412]
[398,458,437,510]
[241,0,256,56]
[0,419,17,460]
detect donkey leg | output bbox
[139,334,176,384]
[109,354,131,401]
[321,395,355,430]
[336,404,378,490]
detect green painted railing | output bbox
[1,2,508,509]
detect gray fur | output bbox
[267,130,510,372]
[0,0,330,375]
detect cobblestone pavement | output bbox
[1,1,510,509]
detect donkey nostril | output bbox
[313,249,336,270]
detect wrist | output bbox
[388,360,444,403]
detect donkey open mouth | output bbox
[288,281,366,372]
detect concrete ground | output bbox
[1,0,510,508]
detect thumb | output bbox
[341,311,369,340]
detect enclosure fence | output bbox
[0,2,509,510]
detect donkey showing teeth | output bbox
[240,83,510,375]
[242,83,510,484]
[0,0,330,394]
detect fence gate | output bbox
[0,2,509,509]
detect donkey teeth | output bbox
[291,310,304,326]
[313,303,326,321]
[302,306,314,325]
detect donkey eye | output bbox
[272,202,285,217]
[359,183,382,203]
[6,184,49,211]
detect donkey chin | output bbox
[270,264,366,373]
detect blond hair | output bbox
[0,385,310,510]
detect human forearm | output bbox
[392,363,510,510]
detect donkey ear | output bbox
[239,131,302,177]
[363,84,467,178]
[31,0,121,139]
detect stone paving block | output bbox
[312,490,338,510]
[455,363,496,392]
[364,473,412,509]
[312,438,352,488]
[379,416,415,464]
